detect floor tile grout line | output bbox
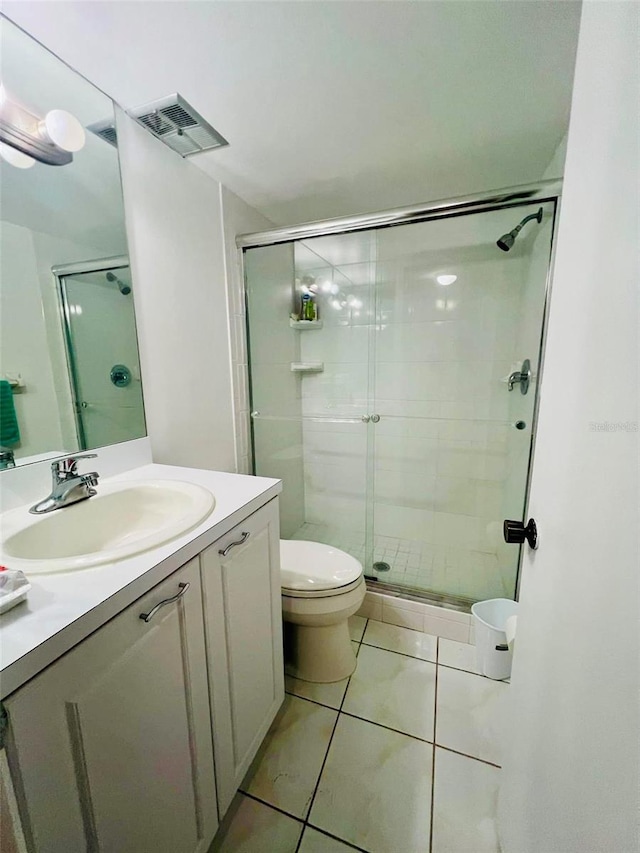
[297,617,369,845]
[437,659,509,682]
[360,640,437,664]
[304,822,372,853]
[283,690,344,712]
[280,693,503,769]
[429,637,440,852]
[435,743,502,769]
[340,710,435,746]
[241,790,305,824]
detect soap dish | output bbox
[289,319,323,330]
[0,569,31,615]
[290,362,324,374]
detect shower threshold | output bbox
[364,575,475,613]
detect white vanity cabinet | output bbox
[4,558,217,853]
[200,498,284,815]
[2,495,284,853]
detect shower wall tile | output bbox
[435,475,476,516]
[300,324,369,364]
[375,468,437,511]
[300,363,369,407]
[373,504,434,542]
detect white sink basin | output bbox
[0,480,215,573]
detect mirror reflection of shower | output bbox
[54,258,145,451]
[106,270,131,295]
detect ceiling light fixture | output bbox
[0,89,85,166]
[436,274,457,286]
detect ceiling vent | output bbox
[127,94,229,157]
[87,119,118,148]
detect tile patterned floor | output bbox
[210,618,507,853]
[291,523,510,601]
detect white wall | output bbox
[498,3,639,850]
[116,108,237,472]
[542,132,568,179]
[0,222,64,458]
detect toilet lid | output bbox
[280,539,363,592]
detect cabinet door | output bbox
[5,559,217,853]
[201,498,284,815]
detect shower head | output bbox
[497,207,543,252]
[106,271,131,295]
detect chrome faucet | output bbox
[0,446,15,470]
[29,454,99,515]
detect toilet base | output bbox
[285,620,356,683]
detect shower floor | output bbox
[291,522,511,602]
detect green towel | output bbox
[0,380,20,445]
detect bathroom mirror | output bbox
[0,17,146,468]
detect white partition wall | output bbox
[498,2,639,849]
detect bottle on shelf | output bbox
[300,292,318,322]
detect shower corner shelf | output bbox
[290,362,324,374]
[289,318,323,330]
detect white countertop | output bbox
[0,463,281,699]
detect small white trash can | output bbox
[471,598,519,681]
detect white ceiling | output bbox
[4,1,581,226]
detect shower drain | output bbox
[372,561,391,572]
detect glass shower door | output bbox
[369,200,554,602]
[59,264,146,450]
[244,195,556,605]
[246,241,374,564]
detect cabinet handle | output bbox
[218,531,250,557]
[139,582,190,623]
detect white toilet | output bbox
[280,539,366,683]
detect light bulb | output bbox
[40,109,85,152]
[0,142,35,169]
[436,274,457,287]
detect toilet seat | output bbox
[280,539,363,598]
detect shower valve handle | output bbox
[503,518,538,550]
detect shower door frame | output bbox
[239,179,562,607]
[52,255,132,450]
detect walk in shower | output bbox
[242,185,558,607]
[54,258,146,451]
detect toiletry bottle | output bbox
[301,293,316,321]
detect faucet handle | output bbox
[52,453,98,478]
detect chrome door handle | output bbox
[139,582,190,622]
[218,531,250,556]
